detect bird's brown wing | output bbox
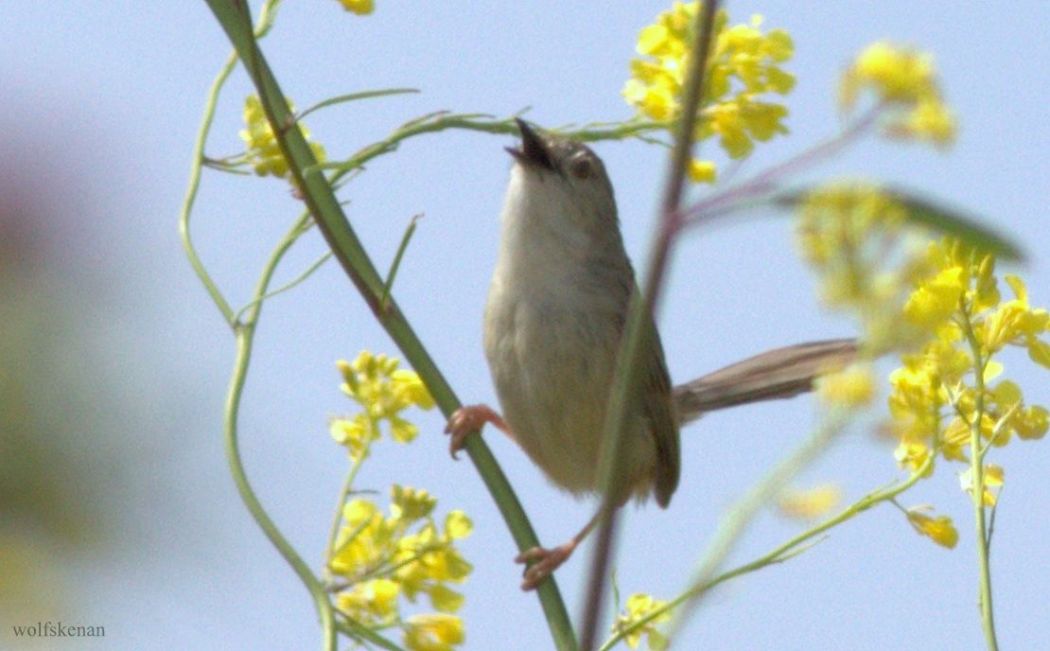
[643,316,680,508]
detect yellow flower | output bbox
[875,237,1050,512]
[798,183,1048,492]
[444,511,473,540]
[842,42,937,106]
[687,158,717,183]
[391,485,437,523]
[981,275,1050,354]
[425,584,465,614]
[239,95,326,179]
[392,369,436,409]
[892,97,957,147]
[336,578,400,622]
[840,42,956,147]
[338,0,374,15]
[378,504,473,613]
[395,527,473,596]
[903,265,965,331]
[817,364,875,407]
[333,351,434,455]
[624,4,793,182]
[939,416,971,461]
[797,183,930,351]
[403,613,465,651]
[960,465,1004,507]
[905,507,959,548]
[330,499,392,576]
[329,414,375,461]
[894,439,933,475]
[1013,405,1049,440]
[613,593,671,650]
[329,487,474,636]
[777,484,842,520]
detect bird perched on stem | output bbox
[447,119,855,590]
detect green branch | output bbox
[226,213,338,651]
[601,453,935,651]
[960,307,1000,651]
[201,2,576,648]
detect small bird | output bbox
[447,119,856,590]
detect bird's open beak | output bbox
[506,118,554,170]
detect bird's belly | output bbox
[484,294,654,496]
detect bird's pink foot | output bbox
[444,404,509,459]
[515,541,578,591]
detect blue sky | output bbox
[2,2,1048,650]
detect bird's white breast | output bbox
[482,167,655,496]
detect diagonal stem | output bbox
[579,2,721,649]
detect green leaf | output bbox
[776,186,1025,262]
[296,88,420,122]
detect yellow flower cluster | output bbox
[796,183,926,353]
[330,485,472,650]
[331,351,435,460]
[612,593,671,650]
[337,0,374,15]
[239,95,327,179]
[889,240,1049,472]
[326,351,463,649]
[840,42,956,147]
[798,185,1049,547]
[624,4,794,182]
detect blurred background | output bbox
[1,2,1047,649]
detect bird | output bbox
[446,118,856,590]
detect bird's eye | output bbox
[569,155,593,179]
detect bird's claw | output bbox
[515,544,575,591]
[444,404,508,460]
[444,408,476,460]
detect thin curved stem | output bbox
[185,2,337,647]
[600,453,934,651]
[233,249,332,324]
[177,48,239,325]
[664,406,849,639]
[180,0,284,326]
[323,441,372,579]
[224,214,338,651]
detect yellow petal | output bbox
[777,484,842,520]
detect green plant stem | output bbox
[323,456,365,578]
[319,114,665,192]
[580,4,720,649]
[380,214,421,311]
[665,406,849,639]
[178,44,240,326]
[182,2,339,649]
[234,249,331,323]
[960,310,1000,651]
[333,618,404,651]
[226,214,338,651]
[685,105,883,228]
[202,3,576,648]
[600,453,935,651]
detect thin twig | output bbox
[579,3,721,650]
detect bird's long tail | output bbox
[673,338,859,425]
